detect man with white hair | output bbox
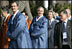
[65,9,72,21]
[29,6,48,48]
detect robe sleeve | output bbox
[29,17,35,34]
[31,19,48,38]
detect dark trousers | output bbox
[62,45,71,49]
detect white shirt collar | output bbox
[36,15,43,21]
[12,10,19,20]
[68,15,71,20]
[49,18,55,25]
[4,14,10,22]
[63,19,68,23]
[62,19,68,30]
[49,18,54,22]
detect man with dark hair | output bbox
[48,10,59,48]
[0,7,11,48]
[7,2,32,48]
[54,11,72,49]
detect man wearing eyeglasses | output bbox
[54,11,72,49]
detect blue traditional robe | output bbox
[29,16,48,48]
[7,11,32,48]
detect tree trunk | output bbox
[1,0,9,7]
[32,1,36,6]
[44,1,48,10]
[9,1,33,20]
[25,1,33,20]
[0,1,9,25]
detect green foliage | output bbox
[30,1,71,18]
[29,1,44,17]
[53,3,71,14]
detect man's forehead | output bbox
[11,2,17,6]
[65,9,70,12]
[38,8,44,10]
[48,11,53,14]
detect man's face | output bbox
[60,12,67,21]
[37,8,44,16]
[48,12,53,20]
[11,2,18,13]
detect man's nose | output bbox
[12,7,15,9]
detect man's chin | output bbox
[13,10,16,12]
[61,19,64,21]
[38,14,43,16]
[12,10,16,13]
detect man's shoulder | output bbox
[18,11,23,16]
[54,19,60,23]
[41,16,48,22]
[55,21,62,26]
[18,12,25,18]
[33,16,48,21]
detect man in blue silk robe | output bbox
[29,7,48,48]
[7,2,32,48]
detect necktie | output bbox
[62,22,66,32]
[62,22,68,42]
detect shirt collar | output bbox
[37,15,43,19]
[13,10,19,16]
[68,15,71,20]
[63,19,68,23]
[36,15,43,21]
[4,14,10,22]
[12,10,19,20]
[50,18,54,22]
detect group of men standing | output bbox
[0,1,72,49]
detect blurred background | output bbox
[0,0,72,25]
